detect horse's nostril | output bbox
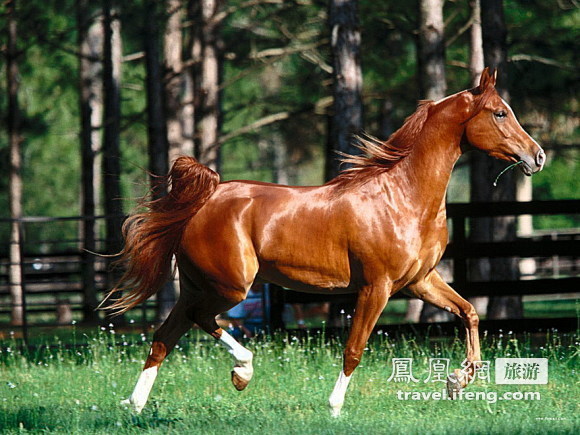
[536,150,546,167]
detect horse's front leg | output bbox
[329,282,390,417]
[407,270,481,395]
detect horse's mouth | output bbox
[519,161,533,176]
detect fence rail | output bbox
[0,200,579,339]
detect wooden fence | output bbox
[0,199,578,339]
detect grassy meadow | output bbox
[0,326,578,434]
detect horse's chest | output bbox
[401,217,448,281]
[358,212,447,283]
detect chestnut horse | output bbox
[107,69,545,416]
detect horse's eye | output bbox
[494,110,507,120]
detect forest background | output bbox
[1,0,577,222]
[0,0,578,325]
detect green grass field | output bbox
[1,327,578,434]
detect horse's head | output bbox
[462,68,545,175]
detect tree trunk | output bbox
[102,0,123,254]
[272,133,291,185]
[145,0,169,189]
[182,70,196,158]
[326,0,363,324]
[475,0,522,319]
[183,0,202,160]
[466,0,488,317]
[505,1,534,282]
[144,0,175,322]
[416,0,452,323]
[77,0,102,323]
[326,0,363,180]
[7,0,24,326]
[196,0,222,171]
[89,19,104,224]
[417,0,446,101]
[469,0,484,87]
[102,1,125,321]
[165,0,186,164]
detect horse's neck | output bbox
[386,111,463,212]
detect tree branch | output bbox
[509,54,576,71]
[198,103,319,165]
[249,40,326,59]
[219,110,293,144]
[212,0,285,26]
[446,15,474,48]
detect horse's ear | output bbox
[478,68,488,88]
[477,67,497,93]
[478,67,491,91]
[490,68,498,86]
[464,68,497,123]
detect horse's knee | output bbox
[463,304,479,328]
[343,347,364,376]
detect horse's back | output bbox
[179,180,353,293]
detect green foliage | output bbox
[532,150,580,229]
[0,0,577,239]
[221,0,328,184]
[506,0,579,103]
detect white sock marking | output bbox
[219,330,253,382]
[329,370,352,417]
[121,365,158,413]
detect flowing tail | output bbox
[101,156,220,314]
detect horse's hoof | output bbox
[230,359,253,391]
[446,369,465,399]
[329,402,343,418]
[120,397,144,413]
[231,370,250,391]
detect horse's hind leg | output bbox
[190,299,254,391]
[121,296,192,413]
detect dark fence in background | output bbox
[0,200,578,342]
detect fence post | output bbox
[452,215,467,291]
[82,215,99,323]
[18,219,28,345]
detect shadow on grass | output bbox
[0,405,183,433]
[130,406,184,430]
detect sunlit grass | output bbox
[0,326,578,434]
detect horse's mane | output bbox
[327,73,497,191]
[329,100,433,187]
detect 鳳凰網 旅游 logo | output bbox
[495,358,548,384]
[386,357,548,384]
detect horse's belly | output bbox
[257,255,352,294]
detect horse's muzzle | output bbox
[520,149,546,176]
